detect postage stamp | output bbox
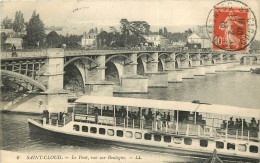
[206,0,257,51]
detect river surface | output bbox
[1,71,260,162]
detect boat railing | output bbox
[44,113,259,141]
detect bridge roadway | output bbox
[1,48,240,59]
[2,49,177,59]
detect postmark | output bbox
[206,0,257,51]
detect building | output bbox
[81,33,97,48]
[45,26,63,35]
[144,35,170,47]
[187,32,212,49]
[5,37,23,49]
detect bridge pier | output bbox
[37,49,68,114]
[84,55,114,96]
[192,58,205,76]
[144,72,168,87]
[145,52,168,87]
[85,81,114,96]
[215,54,227,72]
[241,56,254,65]
[115,75,148,93]
[203,54,216,74]
[257,56,260,65]
[165,69,182,82]
[111,53,149,93]
[86,55,106,82]
[179,53,194,79]
[226,60,234,69]
[43,49,68,114]
[123,53,137,76]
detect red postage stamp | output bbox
[213,7,248,51]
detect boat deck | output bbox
[39,112,259,142]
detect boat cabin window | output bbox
[82,126,88,132]
[249,145,258,153]
[126,131,133,138]
[117,130,123,137]
[154,135,161,142]
[164,136,171,143]
[216,141,224,149]
[115,106,127,118]
[99,128,105,135]
[135,132,142,139]
[107,129,114,136]
[101,105,114,116]
[74,104,86,114]
[227,143,235,150]
[90,127,97,134]
[238,144,247,152]
[144,133,151,140]
[200,140,208,147]
[184,138,192,145]
[173,137,182,144]
[87,103,96,115]
[73,125,79,131]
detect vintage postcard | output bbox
[1,0,260,162]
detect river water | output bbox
[1,71,260,162]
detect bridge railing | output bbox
[1,49,48,59]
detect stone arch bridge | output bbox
[1,48,253,97]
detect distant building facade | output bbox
[187,32,212,49]
[1,28,24,49]
[81,33,97,47]
[144,35,170,47]
[45,26,63,35]
[5,37,23,49]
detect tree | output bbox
[184,28,193,38]
[1,32,7,46]
[250,40,260,51]
[159,28,163,35]
[2,16,13,29]
[61,34,82,48]
[13,11,25,32]
[46,31,61,48]
[25,10,45,47]
[120,19,150,46]
[88,28,95,34]
[168,32,186,42]
[163,27,168,38]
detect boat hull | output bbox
[28,119,258,162]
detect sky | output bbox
[1,0,259,39]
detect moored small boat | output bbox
[250,68,260,74]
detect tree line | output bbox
[1,10,82,49]
[1,10,217,50]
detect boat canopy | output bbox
[75,96,260,119]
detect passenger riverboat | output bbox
[28,96,260,161]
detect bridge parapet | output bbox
[1,49,48,59]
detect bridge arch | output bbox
[137,53,155,62]
[200,53,210,60]
[105,62,120,85]
[64,57,100,68]
[64,64,85,94]
[1,70,47,91]
[137,58,145,74]
[105,54,132,64]
[158,53,173,61]
[175,53,186,61]
[158,58,164,71]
